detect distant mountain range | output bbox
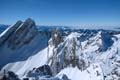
[0,18,120,80]
[0,24,9,34]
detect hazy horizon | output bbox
[0,0,120,28]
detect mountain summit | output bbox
[0,18,48,70]
[0,19,120,80]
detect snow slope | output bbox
[57,63,103,80]
[0,19,120,80]
[1,48,48,77]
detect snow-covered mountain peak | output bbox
[66,32,81,40]
[0,19,120,80]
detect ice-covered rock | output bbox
[0,19,120,80]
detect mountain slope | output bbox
[0,19,120,80]
[0,18,48,69]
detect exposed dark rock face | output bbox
[27,65,52,77]
[99,31,114,51]
[0,18,39,50]
[0,18,49,69]
[26,65,70,80]
[37,65,52,76]
[1,18,120,80]
[7,18,38,50]
[51,29,63,48]
[61,74,70,80]
[0,71,20,80]
[0,21,22,46]
[0,18,38,49]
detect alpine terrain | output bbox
[0,18,120,80]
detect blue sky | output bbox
[0,0,120,27]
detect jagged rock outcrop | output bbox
[26,65,52,77]
[26,65,70,80]
[0,21,22,46]
[0,19,120,80]
[0,70,20,80]
[7,18,38,50]
[0,18,39,50]
[51,28,63,48]
[48,32,89,75]
[48,30,119,79]
[61,74,70,80]
[0,18,48,70]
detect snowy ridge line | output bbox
[0,18,120,80]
